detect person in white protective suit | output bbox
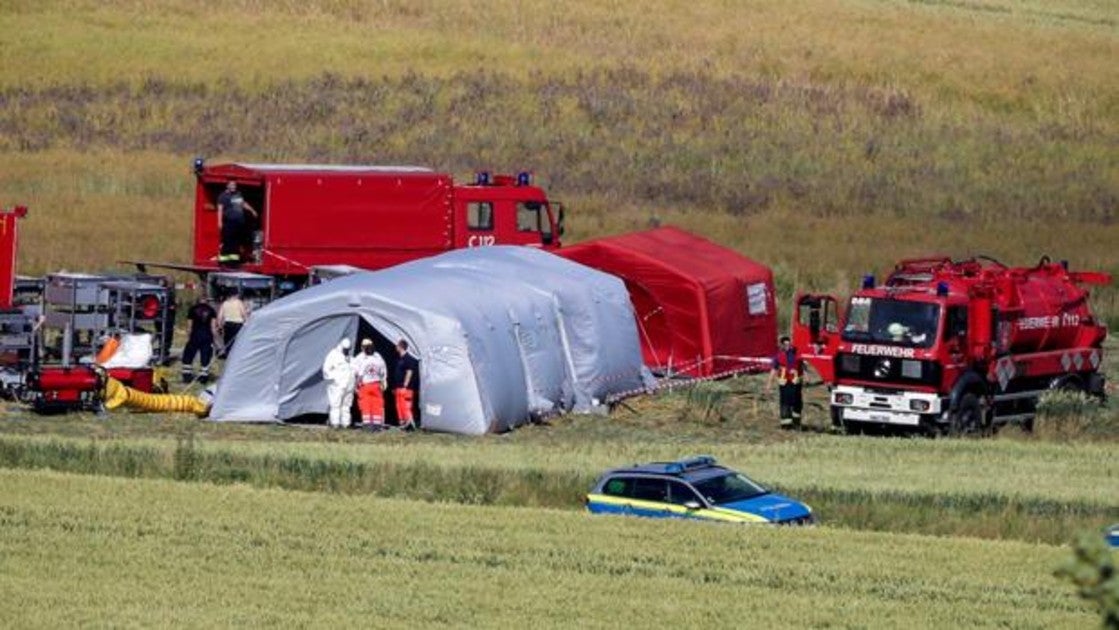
[322,338,356,428]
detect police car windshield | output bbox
[691,473,767,505]
[842,297,939,348]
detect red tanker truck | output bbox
[793,256,1110,435]
[139,161,564,289]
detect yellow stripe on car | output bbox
[586,494,771,523]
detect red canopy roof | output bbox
[560,226,777,377]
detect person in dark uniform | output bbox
[392,339,420,430]
[767,336,805,429]
[216,181,257,264]
[181,296,219,383]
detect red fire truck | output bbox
[793,256,1110,435]
[0,206,35,374]
[161,161,564,289]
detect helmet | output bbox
[340,338,352,350]
[886,323,907,338]
[360,338,373,347]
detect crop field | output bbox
[1,0,1118,626]
[0,469,1099,628]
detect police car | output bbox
[585,456,814,525]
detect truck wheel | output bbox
[1086,373,1106,402]
[1054,375,1085,394]
[949,393,982,437]
[830,407,847,434]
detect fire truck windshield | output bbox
[842,297,940,348]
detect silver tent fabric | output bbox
[208,247,652,434]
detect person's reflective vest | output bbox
[772,349,804,385]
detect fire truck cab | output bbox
[794,257,1110,435]
[192,162,564,286]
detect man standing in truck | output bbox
[767,336,805,429]
[216,180,257,265]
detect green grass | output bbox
[3,399,1117,504]
[0,424,1114,544]
[0,468,1097,628]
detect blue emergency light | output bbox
[516,171,532,186]
[192,157,205,176]
[665,455,717,473]
[475,171,491,186]
[936,281,949,296]
[862,274,876,289]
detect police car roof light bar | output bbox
[676,455,717,470]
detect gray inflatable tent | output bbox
[209,247,653,434]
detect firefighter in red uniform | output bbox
[768,335,805,429]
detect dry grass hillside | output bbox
[0,0,1115,323]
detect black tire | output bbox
[1086,373,1106,402]
[948,393,982,437]
[1055,375,1085,394]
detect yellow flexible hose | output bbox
[104,378,210,417]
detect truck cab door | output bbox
[792,293,841,383]
[513,200,555,248]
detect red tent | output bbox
[559,226,777,377]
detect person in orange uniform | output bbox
[352,338,388,429]
[392,339,419,430]
[767,335,805,429]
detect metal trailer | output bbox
[41,273,174,365]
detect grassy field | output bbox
[0,0,1116,322]
[1,410,1115,545]
[1,2,1117,625]
[0,468,1097,628]
[3,412,1118,506]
